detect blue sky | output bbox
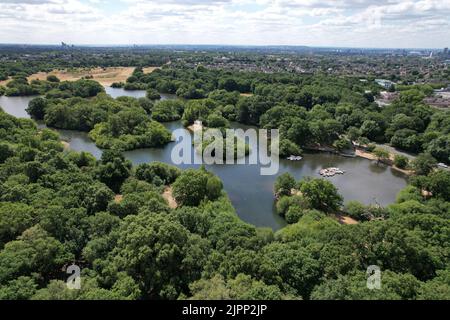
[0,0,449,48]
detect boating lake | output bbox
[0,88,408,230]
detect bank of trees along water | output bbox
[119,66,449,165]
[0,107,448,299]
[23,80,172,151]
[1,64,450,165]
[0,62,450,300]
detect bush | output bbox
[411,153,437,176]
[276,195,310,217]
[206,176,223,201]
[394,155,409,169]
[366,143,376,152]
[333,138,351,151]
[299,178,343,212]
[274,173,296,197]
[26,97,47,120]
[285,205,304,224]
[172,168,223,206]
[89,111,172,150]
[46,75,60,83]
[206,114,229,128]
[373,147,390,161]
[345,201,366,220]
[279,139,302,158]
[135,162,181,185]
[111,82,124,88]
[0,143,14,163]
[146,88,161,100]
[152,100,184,122]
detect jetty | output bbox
[319,167,345,177]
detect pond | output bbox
[0,87,408,230]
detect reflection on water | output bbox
[0,95,36,119]
[123,121,408,229]
[104,87,177,101]
[57,129,103,159]
[0,90,408,230]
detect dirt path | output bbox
[334,214,359,225]
[114,194,123,204]
[162,187,178,209]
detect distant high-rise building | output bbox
[444,48,449,56]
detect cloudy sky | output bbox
[0,0,449,48]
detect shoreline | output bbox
[355,148,414,176]
[305,145,414,176]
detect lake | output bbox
[0,87,408,230]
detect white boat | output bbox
[287,155,303,161]
[319,167,346,177]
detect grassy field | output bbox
[0,66,160,87]
[28,67,137,86]
[0,67,159,86]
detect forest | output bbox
[116,66,449,163]
[0,50,449,300]
[0,106,449,300]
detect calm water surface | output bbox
[0,87,408,230]
[104,87,177,100]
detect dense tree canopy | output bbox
[0,56,449,301]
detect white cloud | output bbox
[0,0,448,47]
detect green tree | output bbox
[417,269,450,300]
[46,75,60,83]
[373,147,390,163]
[172,169,208,206]
[26,97,47,120]
[0,225,73,283]
[96,150,132,193]
[274,173,296,197]
[0,202,36,246]
[411,153,437,176]
[311,271,421,300]
[146,88,161,100]
[107,212,208,299]
[394,155,409,169]
[299,178,343,212]
[206,176,223,201]
[0,276,38,300]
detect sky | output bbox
[0,0,449,48]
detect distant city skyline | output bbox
[0,0,449,49]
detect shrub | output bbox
[274,173,296,197]
[394,155,409,169]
